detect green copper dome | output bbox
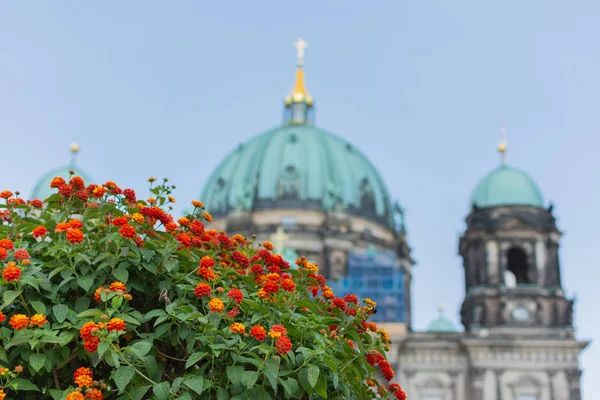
[201,124,396,229]
[471,165,544,208]
[427,316,458,332]
[31,145,93,200]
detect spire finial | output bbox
[437,304,445,316]
[498,122,507,165]
[294,38,308,67]
[283,38,314,125]
[69,142,80,166]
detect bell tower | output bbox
[459,130,574,337]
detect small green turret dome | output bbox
[30,144,93,200]
[427,306,457,332]
[471,165,544,208]
[201,125,396,229]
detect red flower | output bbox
[80,322,99,340]
[3,264,21,282]
[50,177,66,188]
[69,219,83,229]
[13,249,29,260]
[75,190,88,201]
[59,184,74,197]
[55,222,70,232]
[232,251,249,266]
[389,384,406,400]
[250,325,266,342]
[251,264,264,275]
[119,224,137,239]
[378,360,395,381]
[92,186,107,198]
[344,294,358,305]
[227,306,240,317]
[333,298,346,309]
[112,216,128,226]
[0,248,6,261]
[263,281,279,294]
[0,239,14,250]
[109,281,127,292]
[366,351,384,366]
[70,176,85,190]
[0,312,5,323]
[191,220,205,235]
[0,190,13,199]
[123,188,136,203]
[83,336,100,353]
[107,318,126,332]
[227,288,244,305]
[194,283,212,298]
[66,229,85,244]
[276,335,292,355]
[176,233,192,248]
[281,278,296,292]
[200,256,215,268]
[29,199,43,208]
[197,267,216,281]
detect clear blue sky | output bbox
[1,1,598,396]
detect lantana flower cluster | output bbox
[0,175,406,399]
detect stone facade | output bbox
[392,204,589,400]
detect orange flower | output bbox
[268,324,287,339]
[250,325,266,342]
[74,367,93,387]
[92,186,107,198]
[0,239,14,250]
[0,312,5,323]
[0,367,7,375]
[232,234,245,244]
[208,298,224,313]
[111,216,128,226]
[79,322,99,340]
[109,281,127,292]
[262,241,274,251]
[0,248,7,261]
[107,318,126,332]
[66,391,84,400]
[305,263,319,273]
[168,195,176,203]
[50,177,66,188]
[191,200,204,208]
[119,224,137,239]
[9,314,29,330]
[3,264,21,282]
[66,228,85,244]
[85,388,103,400]
[131,213,144,223]
[0,190,13,199]
[202,211,212,222]
[83,336,100,352]
[227,289,244,305]
[194,283,212,298]
[13,249,29,260]
[176,233,192,248]
[30,314,48,327]
[94,286,105,302]
[276,335,292,355]
[229,323,245,334]
[0,388,5,400]
[32,225,48,238]
[55,222,71,232]
[178,217,190,227]
[124,294,132,301]
[69,219,83,229]
[281,278,296,292]
[199,256,215,268]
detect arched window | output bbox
[507,246,529,284]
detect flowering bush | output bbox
[0,177,406,399]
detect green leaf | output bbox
[307,365,320,388]
[93,252,113,265]
[77,308,104,318]
[78,275,95,292]
[242,371,259,389]
[111,295,124,309]
[8,378,40,391]
[75,296,91,313]
[98,342,110,358]
[265,358,280,378]
[185,352,207,369]
[40,334,62,344]
[172,377,184,393]
[332,373,339,389]
[112,266,129,283]
[226,365,244,386]
[144,309,166,320]
[21,275,40,291]
[2,290,22,308]
[164,259,177,272]
[129,341,153,357]
[314,374,328,398]
[29,353,46,372]
[49,389,66,400]
[152,381,170,400]
[52,304,69,323]
[217,388,230,400]
[132,385,151,400]
[113,365,135,393]
[30,301,46,315]
[184,376,204,395]
[115,312,141,325]
[298,368,313,395]
[282,378,299,398]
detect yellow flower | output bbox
[230,323,245,334]
[208,298,224,313]
[379,328,391,344]
[168,195,176,203]
[131,213,144,223]
[30,314,48,327]
[305,263,319,273]
[0,367,8,375]
[364,298,377,307]
[147,197,156,204]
